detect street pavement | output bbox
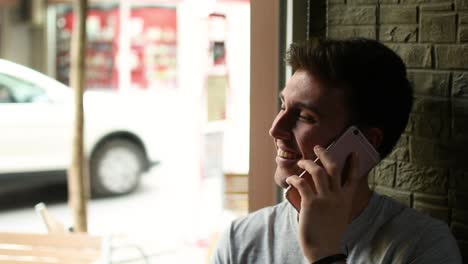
[0,163,238,264]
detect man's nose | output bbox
[269,111,292,139]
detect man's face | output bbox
[269,70,350,188]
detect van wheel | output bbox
[90,139,147,196]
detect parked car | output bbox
[0,59,160,196]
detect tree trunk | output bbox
[68,0,88,233]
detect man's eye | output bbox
[299,114,317,123]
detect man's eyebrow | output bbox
[278,93,321,116]
[297,102,321,116]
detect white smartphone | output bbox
[284,126,380,212]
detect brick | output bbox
[328,6,376,25]
[413,192,448,206]
[452,209,468,223]
[453,116,468,139]
[409,98,450,139]
[348,0,397,3]
[375,186,412,206]
[407,70,450,97]
[449,190,468,210]
[389,135,410,162]
[380,6,417,24]
[412,97,450,114]
[404,120,412,133]
[368,168,376,185]
[346,0,374,3]
[374,160,396,187]
[328,26,375,39]
[396,162,447,194]
[461,12,468,24]
[386,44,432,68]
[453,99,468,116]
[452,222,468,240]
[380,25,418,42]
[458,240,468,261]
[453,117,468,137]
[410,137,457,167]
[457,0,468,10]
[408,113,450,139]
[420,3,454,11]
[436,45,468,69]
[420,13,456,43]
[451,139,468,168]
[460,26,468,43]
[413,201,449,223]
[453,99,468,139]
[453,72,468,98]
[449,171,455,188]
[401,0,454,3]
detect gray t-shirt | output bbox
[212,192,462,264]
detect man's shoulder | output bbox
[352,193,456,247]
[380,194,448,232]
[227,201,293,239]
[378,195,460,259]
[232,201,291,229]
[393,199,454,243]
[212,202,302,264]
[395,201,461,261]
[348,194,461,263]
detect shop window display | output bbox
[56,4,118,90]
[130,6,177,90]
[55,4,177,91]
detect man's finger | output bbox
[313,145,341,190]
[297,160,330,196]
[286,175,315,201]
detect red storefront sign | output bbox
[129,7,177,89]
[56,4,177,90]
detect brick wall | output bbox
[324,0,468,260]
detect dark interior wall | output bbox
[305,0,468,260]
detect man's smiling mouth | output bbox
[277,148,301,160]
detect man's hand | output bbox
[285,145,360,263]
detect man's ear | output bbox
[362,127,383,150]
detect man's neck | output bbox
[349,183,373,223]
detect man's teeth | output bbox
[277,149,300,159]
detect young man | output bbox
[212,38,462,263]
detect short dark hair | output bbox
[286,38,413,159]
